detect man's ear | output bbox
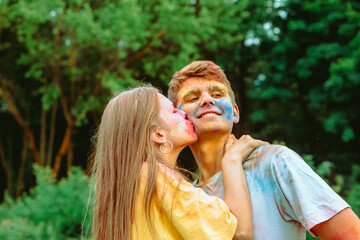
[151,128,167,144]
[233,104,240,123]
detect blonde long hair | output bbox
[90,86,168,240]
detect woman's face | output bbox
[157,93,198,148]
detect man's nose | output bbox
[200,92,215,107]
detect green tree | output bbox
[0,0,268,198]
[243,4,360,238]
[247,0,360,174]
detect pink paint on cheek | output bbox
[169,117,196,138]
[180,105,198,122]
[169,122,185,136]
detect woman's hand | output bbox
[223,134,269,164]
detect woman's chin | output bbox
[176,135,198,148]
[188,135,199,145]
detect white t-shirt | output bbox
[195,145,349,240]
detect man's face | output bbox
[175,77,239,136]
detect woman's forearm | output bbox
[222,158,253,240]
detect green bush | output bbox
[0,165,92,240]
[345,166,360,217]
[0,163,358,240]
[305,163,360,240]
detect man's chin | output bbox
[194,125,231,136]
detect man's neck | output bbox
[190,133,229,183]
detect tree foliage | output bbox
[248,0,360,175]
[0,0,263,197]
[0,165,91,240]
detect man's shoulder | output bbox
[247,144,294,163]
[253,144,288,155]
[244,144,304,172]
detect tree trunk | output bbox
[50,11,73,177]
[0,76,40,164]
[46,99,58,166]
[16,135,27,198]
[0,141,12,196]
[66,140,73,172]
[52,125,73,177]
[24,129,40,164]
[39,106,47,165]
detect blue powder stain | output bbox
[246,170,272,194]
[178,103,184,110]
[217,99,233,121]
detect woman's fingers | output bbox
[238,135,268,147]
[224,135,237,153]
[224,134,269,159]
[224,135,270,163]
[255,139,270,146]
[249,140,269,148]
[228,134,236,139]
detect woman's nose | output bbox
[179,109,187,119]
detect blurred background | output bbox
[0,0,359,239]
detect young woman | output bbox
[90,86,267,240]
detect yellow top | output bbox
[132,163,237,240]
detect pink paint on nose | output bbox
[179,110,186,118]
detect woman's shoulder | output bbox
[140,162,182,181]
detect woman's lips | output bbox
[186,120,196,132]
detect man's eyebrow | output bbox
[181,89,200,99]
[208,85,227,92]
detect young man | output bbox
[168,61,360,240]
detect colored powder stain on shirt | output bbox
[195,144,349,240]
[243,145,284,192]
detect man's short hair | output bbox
[168,61,236,106]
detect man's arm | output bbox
[311,208,360,240]
[265,145,358,239]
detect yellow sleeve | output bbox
[156,164,237,240]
